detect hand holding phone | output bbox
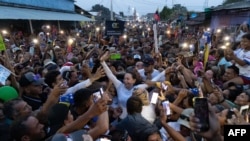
[193,97,209,132]
[151,92,159,104]
[162,100,171,116]
[60,80,68,87]
[93,88,104,102]
[161,82,168,91]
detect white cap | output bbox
[133,54,141,60]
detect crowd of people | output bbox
[0,20,250,141]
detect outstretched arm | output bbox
[100,51,122,88]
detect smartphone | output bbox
[193,97,209,132]
[161,82,168,91]
[162,100,171,116]
[151,92,159,104]
[60,80,68,87]
[93,88,103,102]
[240,105,249,115]
[100,138,111,141]
[100,87,104,95]
[110,53,121,60]
[240,105,249,122]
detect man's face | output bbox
[26,84,43,95]
[125,57,135,66]
[55,50,63,58]
[144,64,153,74]
[24,116,46,140]
[13,101,32,120]
[223,68,236,81]
[135,62,144,70]
[69,71,79,85]
[55,74,64,86]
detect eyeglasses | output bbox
[179,114,190,121]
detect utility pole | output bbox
[111,0,114,20]
[204,0,209,9]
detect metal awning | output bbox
[0,5,92,21]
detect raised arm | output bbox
[159,105,186,141]
[100,51,122,88]
[62,67,105,96]
[58,98,108,133]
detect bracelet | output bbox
[218,99,225,104]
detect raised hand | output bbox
[189,104,222,140]
[100,50,110,62]
[50,81,68,97]
[88,98,108,117]
[90,67,105,83]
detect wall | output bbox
[0,0,75,12]
[210,10,250,29]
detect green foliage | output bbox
[92,4,111,16]
[160,4,188,21]
[160,6,172,20]
[223,0,245,5]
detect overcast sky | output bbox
[76,0,224,16]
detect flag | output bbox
[154,9,160,22]
[203,43,210,70]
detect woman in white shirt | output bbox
[100,51,165,119]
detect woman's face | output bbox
[234,92,249,106]
[205,70,213,80]
[123,73,136,89]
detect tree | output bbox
[223,0,245,5]
[160,6,172,20]
[91,4,113,20]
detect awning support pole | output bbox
[29,20,34,34]
[57,21,61,31]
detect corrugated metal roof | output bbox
[212,1,250,11]
[0,5,93,21]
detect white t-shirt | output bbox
[235,49,250,78]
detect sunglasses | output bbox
[179,114,190,121]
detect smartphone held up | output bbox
[193,97,209,132]
[162,100,171,116]
[93,88,104,102]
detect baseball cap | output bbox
[133,54,141,60]
[44,59,56,67]
[143,57,154,67]
[177,108,194,129]
[19,72,44,87]
[63,62,74,67]
[51,130,93,141]
[0,86,18,102]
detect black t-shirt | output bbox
[22,94,43,111]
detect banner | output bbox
[0,64,11,85]
[0,35,6,51]
[203,43,210,70]
[105,21,125,36]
